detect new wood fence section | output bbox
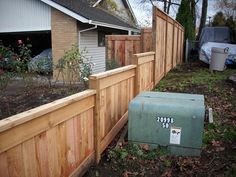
[153,7,184,84]
[106,35,141,66]
[89,65,136,162]
[0,7,184,177]
[132,52,155,95]
[0,90,96,177]
[0,50,181,177]
[106,28,153,66]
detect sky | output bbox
[128,0,218,27]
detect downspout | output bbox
[78,24,98,48]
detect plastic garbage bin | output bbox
[210,47,229,71]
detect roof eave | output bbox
[40,0,140,33]
[40,0,89,23]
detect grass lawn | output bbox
[84,62,236,177]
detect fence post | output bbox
[152,6,157,85]
[132,54,140,96]
[171,22,175,68]
[89,79,101,164]
[164,16,168,76]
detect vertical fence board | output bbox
[22,138,39,177]
[0,152,10,177]
[6,144,25,177]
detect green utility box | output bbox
[128,92,205,156]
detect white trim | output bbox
[0,28,51,33]
[91,21,140,33]
[93,0,103,7]
[40,0,89,23]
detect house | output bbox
[0,0,139,75]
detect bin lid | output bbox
[212,47,229,54]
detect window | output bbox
[98,31,106,47]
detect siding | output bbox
[0,0,51,33]
[79,30,106,74]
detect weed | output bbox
[106,59,120,70]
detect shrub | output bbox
[54,45,94,87]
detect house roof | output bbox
[43,0,139,32]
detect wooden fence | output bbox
[0,48,182,177]
[132,52,155,95]
[0,90,96,177]
[0,7,184,177]
[89,65,136,162]
[153,7,184,84]
[106,28,153,66]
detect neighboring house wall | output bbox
[99,0,134,26]
[51,8,78,80]
[79,30,106,74]
[0,0,51,33]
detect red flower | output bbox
[18,40,23,45]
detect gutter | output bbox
[90,21,140,33]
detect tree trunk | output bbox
[190,0,196,30]
[167,0,172,14]
[197,0,208,40]
[164,0,167,12]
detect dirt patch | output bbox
[84,62,236,177]
[0,79,85,120]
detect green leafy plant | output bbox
[106,59,120,70]
[54,45,93,88]
[0,71,14,95]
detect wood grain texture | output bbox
[106,29,152,66]
[152,7,184,84]
[0,92,96,177]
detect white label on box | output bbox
[170,127,181,145]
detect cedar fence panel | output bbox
[0,90,96,177]
[153,7,184,85]
[132,52,155,95]
[141,28,153,52]
[106,28,153,67]
[89,65,136,162]
[106,35,141,66]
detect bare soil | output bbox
[0,79,85,119]
[84,61,236,177]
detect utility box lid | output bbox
[128,91,205,156]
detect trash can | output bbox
[210,47,229,71]
[128,91,205,156]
